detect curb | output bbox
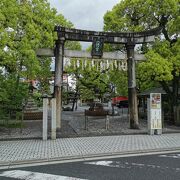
[1,147,180,169]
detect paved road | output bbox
[0,152,180,180]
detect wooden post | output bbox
[126,42,139,129]
[54,40,64,129]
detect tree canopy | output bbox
[104,0,180,121]
[0,0,79,78]
[0,0,80,112]
[64,58,128,105]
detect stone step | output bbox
[24,97,39,110]
[25,105,38,108]
[26,100,34,103]
[24,108,39,111]
[23,97,42,120]
[26,103,37,106]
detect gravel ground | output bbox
[0,107,180,140]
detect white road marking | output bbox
[85,160,180,172]
[0,170,87,180]
[85,161,113,166]
[159,154,180,159]
[86,161,146,169]
[85,160,127,168]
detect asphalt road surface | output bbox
[0,152,180,180]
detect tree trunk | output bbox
[172,74,180,125]
[160,74,180,124]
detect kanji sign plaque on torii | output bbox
[37,26,161,131]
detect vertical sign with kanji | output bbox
[148,93,162,135]
[91,37,104,58]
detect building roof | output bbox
[138,87,180,97]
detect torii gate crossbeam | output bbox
[55,26,161,44]
[36,48,145,61]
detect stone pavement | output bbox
[0,133,180,168]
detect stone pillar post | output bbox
[43,98,48,140]
[51,98,56,140]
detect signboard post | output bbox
[42,97,57,140]
[51,98,56,140]
[148,93,162,135]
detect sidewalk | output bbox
[1,133,180,168]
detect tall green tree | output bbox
[104,0,180,123]
[0,0,80,110]
[108,68,128,96]
[65,58,128,109]
[65,59,111,103]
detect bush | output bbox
[0,74,29,119]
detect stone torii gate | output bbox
[55,26,161,130]
[37,26,161,130]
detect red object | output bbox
[112,96,128,105]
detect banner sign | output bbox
[149,93,162,129]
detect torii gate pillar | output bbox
[54,40,64,128]
[126,42,139,129]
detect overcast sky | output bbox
[48,0,120,49]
